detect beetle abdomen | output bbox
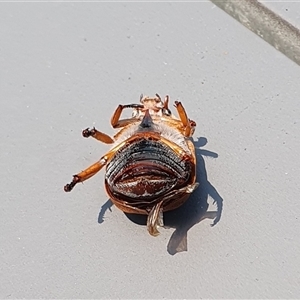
[105,138,192,208]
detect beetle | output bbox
[64,94,199,236]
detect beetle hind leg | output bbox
[64,158,107,192]
[147,201,164,236]
[146,182,199,236]
[64,140,129,192]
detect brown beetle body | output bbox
[64,94,199,236]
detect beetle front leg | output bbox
[64,158,107,192]
[82,127,114,144]
[174,101,196,137]
[110,104,143,128]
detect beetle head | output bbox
[141,95,163,111]
[137,94,172,119]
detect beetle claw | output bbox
[64,175,80,192]
[64,183,72,192]
[82,128,91,138]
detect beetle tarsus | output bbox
[82,127,95,138]
[64,175,80,192]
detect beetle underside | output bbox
[64,94,199,236]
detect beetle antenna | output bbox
[155,93,162,102]
[162,95,171,116]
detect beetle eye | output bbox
[162,108,171,116]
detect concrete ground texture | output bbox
[1,2,300,299]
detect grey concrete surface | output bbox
[1,2,300,299]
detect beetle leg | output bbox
[64,139,130,192]
[82,127,114,144]
[111,104,143,128]
[174,101,189,126]
[111,105,124,127]
[146,182,199,236]
[188,119,196,136]
[174,101,196,137]
[147,201,164,236]
[64,159,106,192]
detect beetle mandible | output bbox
[64,94,199,236]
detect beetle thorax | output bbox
[112,121,191,154]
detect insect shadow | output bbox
[98,137,223,255]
